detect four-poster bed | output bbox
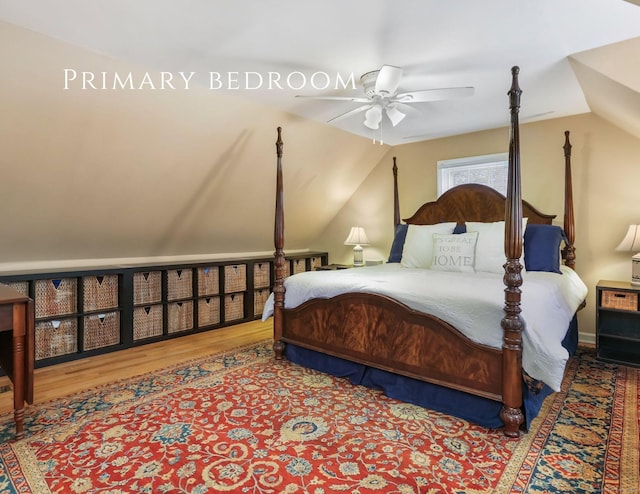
[268,67,587,437]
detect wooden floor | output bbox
[0,319,273,415]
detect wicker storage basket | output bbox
[283,261,291,278]
[133,271,162,305]
[83,275,118,311]
[83,312,120,351]
[602,290,638,311]
[198,297,220,327]
[292,258,306,275]
[133,305,164,340]
[254,289,270,317]
[35,318,78,360]
[310,256,323,270]
[197,266,219,296]
[35,278,77,318]
[167,300,194,333]
[167,269,193,301]
[224,293,244,322]
[224,264,247,293]
[3,281,29,296]
[253,262,271,289]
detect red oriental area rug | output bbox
[0,341,637,493]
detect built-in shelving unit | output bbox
[0,251,328,368]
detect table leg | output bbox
[24,300,34,404]
[12,304,26,440]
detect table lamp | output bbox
[344,226,369,266]
[616,224,640,285]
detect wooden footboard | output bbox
[281,293,503,400]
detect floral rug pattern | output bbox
[0,343,637,493]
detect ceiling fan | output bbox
[296,65,474,130]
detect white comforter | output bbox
[262,263,588,391]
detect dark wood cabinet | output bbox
[0,252,327,368]
[596,280,640,367]
[315,264,354,271]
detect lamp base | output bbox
[632,255,640,286]
[353,245,364,267]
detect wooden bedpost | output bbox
[562,131,576,269]
[273,127,285,359]
[393,157,400,230]
[500,66,525,437]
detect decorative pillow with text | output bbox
[431,231,479,273]
[400,222,457,269]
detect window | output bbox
[437,153,508,197]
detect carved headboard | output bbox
[402,183,556,226]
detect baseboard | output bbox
[579,331,596,347]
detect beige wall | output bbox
[0,21,387,268]
[316,113,640,341]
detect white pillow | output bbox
[401,223,457,268]
[466,219,528,273]
[431,231,478,273]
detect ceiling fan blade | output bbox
[393,102,421,117]
[295,95,371,103]
[375,65,403,96]
[395,86,475,103]
[327,104,372,124]
[521,110,555,121]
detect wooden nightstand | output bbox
[315,264,353,271]
[596,280,640,367]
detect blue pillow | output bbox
[453,223,466,234]
[388,224,408,263]
[523,224,565,274]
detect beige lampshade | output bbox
[344,227,370,246]
[616,225,640,286]
[616,225,640,252]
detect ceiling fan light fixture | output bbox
[297,64,475,135]
[385,105,406,127]
[364,105,382,130]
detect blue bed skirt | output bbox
[284,315,579,430]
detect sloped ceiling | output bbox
[0,0,639,145]
[0,21,389,264]
[570,37,640,138]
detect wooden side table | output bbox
[0,285,35,439]
[596,280,640,367]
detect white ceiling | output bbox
[1,0,640,145]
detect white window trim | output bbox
[437,152,509,197]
